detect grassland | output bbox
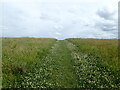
[2,38,119,88]
[2,38,57,88]
[67,38,119,88]
[67,38,119,72]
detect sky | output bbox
[0,0,119,40]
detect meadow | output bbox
[2,38,119,88]
[2,38,57,88]
[67,38,119,72]
[67,38,119,88]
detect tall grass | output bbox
[2,38,56,88]
[2,38,119,88]
[67,38,119,72]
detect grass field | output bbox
[2,38,120,88]
[67,38,119,72]
[2,38,57,88]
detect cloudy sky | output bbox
[0,0,118,39]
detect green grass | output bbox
[18,40,78,88]
[2,38,57,88]
[67,38,119,72]
[2,38,119,88]
[67,38,119,88]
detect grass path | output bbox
[18,40,78,88]
[6,40,119,88]
[36,40,78,88]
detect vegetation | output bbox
[2,38,57,88]
[67,38,119,71]
[67,38,119,88]
[2,38,119,88]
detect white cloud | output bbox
[1,0,118,39]
[56,32,61,35]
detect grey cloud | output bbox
[95,21,117,31]
[94,20,118,38]
[1,1,118,39]
[96,8,116,20]
[95,7,118,38]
